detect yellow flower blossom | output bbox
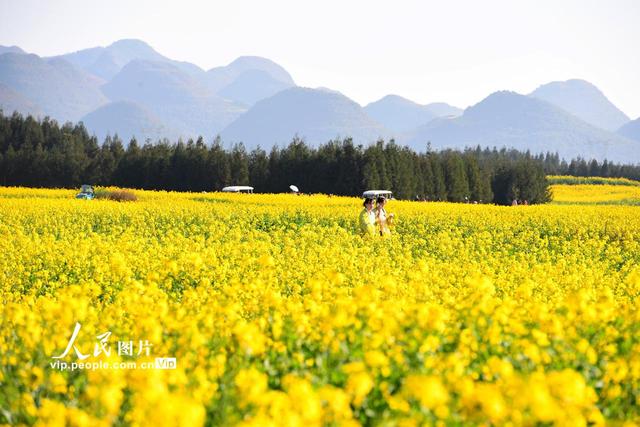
[0,187,638,425]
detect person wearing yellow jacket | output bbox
[359,198,376,237]
[375,196,394,236]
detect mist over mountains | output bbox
[0,38,638,163]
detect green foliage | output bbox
[491,159,551,205]
[443,152,469,202]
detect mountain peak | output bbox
[378,94,419,103]
[463,91,532,119]
[472,90,521,105]
[202,55,295,103]
[229,55,277,65]
[0,45,27,55]
[530,79,629,131]
[364,94,437,133]
[0,52,107,121]
[364,94,463,133]
[105,39,162,60]
[224,56,294,85]
[405,90,638,163]
[108,39,154,49]
[50,38,204,81]
[221,86,388,149]
[554,78,598,88]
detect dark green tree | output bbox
[443,152,469,202]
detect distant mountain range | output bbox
[618,118,640,142]
[529,79,630,131]
[203,56,295,97]
[51,39,204,80]
[81,101,181,143]
[364,95,462,133]
[101,59,245,137]
[221,87,388,149]
[0,52,107,121]
[0,46,26,55]
[404,91,637,163]
[0,38,638,162]
[0,82,42,116]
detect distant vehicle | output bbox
[362,190,393,199]
[221,186,254,193]
[289,185,299,193]
[75,184,95,200]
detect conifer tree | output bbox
[249,147,270,191]
[443,152,469,202]
[230,143,250,186]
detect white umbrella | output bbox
[289,185,299,193]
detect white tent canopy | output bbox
[221,186,254,193]
[362,190,393,199]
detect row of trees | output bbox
[541,154,640,181]
[473,150,640,181]
[2,112,636,204]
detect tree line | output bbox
[1,111,638,204]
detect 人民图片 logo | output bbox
[49,322,175,371]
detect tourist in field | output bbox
[375,196,394,236]
[359,198,376,237]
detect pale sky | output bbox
[1,0,639,118]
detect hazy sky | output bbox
[1,0,639,117]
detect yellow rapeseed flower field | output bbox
[550,175,640,205]
[551,183,640,205]
[1,186,639,426]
